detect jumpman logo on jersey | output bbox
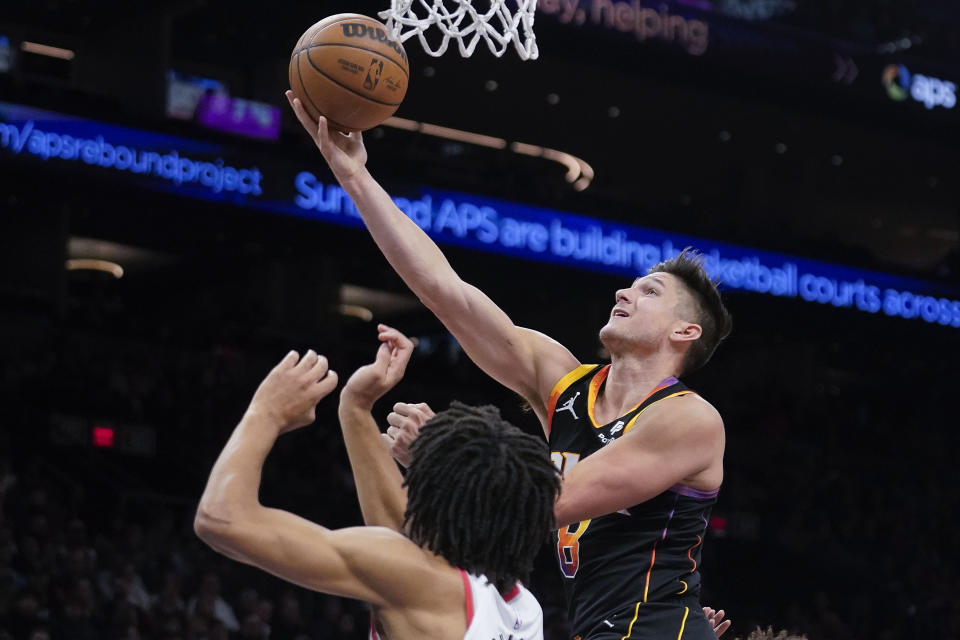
[556,392,580,419]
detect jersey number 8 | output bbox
[551,452,592,578]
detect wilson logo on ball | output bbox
[340,23,408,64]
[363,58,384,91]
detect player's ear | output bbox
[670,322,701,343]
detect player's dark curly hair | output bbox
[649,247,733,375]
[402,402,560,593]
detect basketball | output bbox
[288,14,409,132]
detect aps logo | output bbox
[882,64,956,110]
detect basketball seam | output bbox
[302,51,403,107]
[294,42,408,79]
[291,14,365,55]
[296,51,353,132]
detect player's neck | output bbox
[597,353,679,420]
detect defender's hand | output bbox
[285,91,368,182]
[383,402,436,467]
[248,350,338,435]
[341,325,414,411]
[703,607,731,638]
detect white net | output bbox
[379,0,539,60]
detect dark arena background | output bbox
[1,1,958,639]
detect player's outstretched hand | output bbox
[383,401,436,467]
[248,350,338,435]
[285,90,368,183]
[341,325,414,411]
[704,607,732,638]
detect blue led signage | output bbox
[2,101,958,328]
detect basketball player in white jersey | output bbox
[195,325,559,640]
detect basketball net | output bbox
[379,0,539,60]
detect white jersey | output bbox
[462,572,543,640]
[368,571,543,640]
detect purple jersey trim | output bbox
[669,483,720,499]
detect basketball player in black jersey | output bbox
[288,95,734,640]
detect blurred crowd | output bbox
[0,454,371,640]
[1,300,956,639]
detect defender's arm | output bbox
[194,398,452,608]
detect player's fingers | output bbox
[392,401,418,416]
[386,437,411,466]
[372,341,391,365]
[386,426,402,440]
[377,323,408,342]
[377,326,399,346]
[715,620,732,637]
[380,433,394,448]
[381,324,415,351]
[296,349,319,372]
[308,353,331,381]
[385,412,410,429]
[387,412,422,433]
[317,115,332,147]
[395,424,418,444]
[288,96,320,141]
[385,336,413,372]
[314,370,338,398]
[411,402,435,421]
[275,350,299,371]
[322,117,353,150]
[713,610,725,623]
[389,406,427,429]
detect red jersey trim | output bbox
[459,570,474,627]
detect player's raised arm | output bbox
[193,351,458,611]
[286,92,579,420]
[338,324,415,530]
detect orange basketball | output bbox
[289,14,409,132]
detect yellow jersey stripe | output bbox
[676,606,690,639]
[622,391,694,434]
[620,601,642,640]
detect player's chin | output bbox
[598,323,619,347]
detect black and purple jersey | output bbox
[547,365,719,640]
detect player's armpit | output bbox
[195,506,457,609]
[553,397,724,527]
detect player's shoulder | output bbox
[648,389,724,435]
